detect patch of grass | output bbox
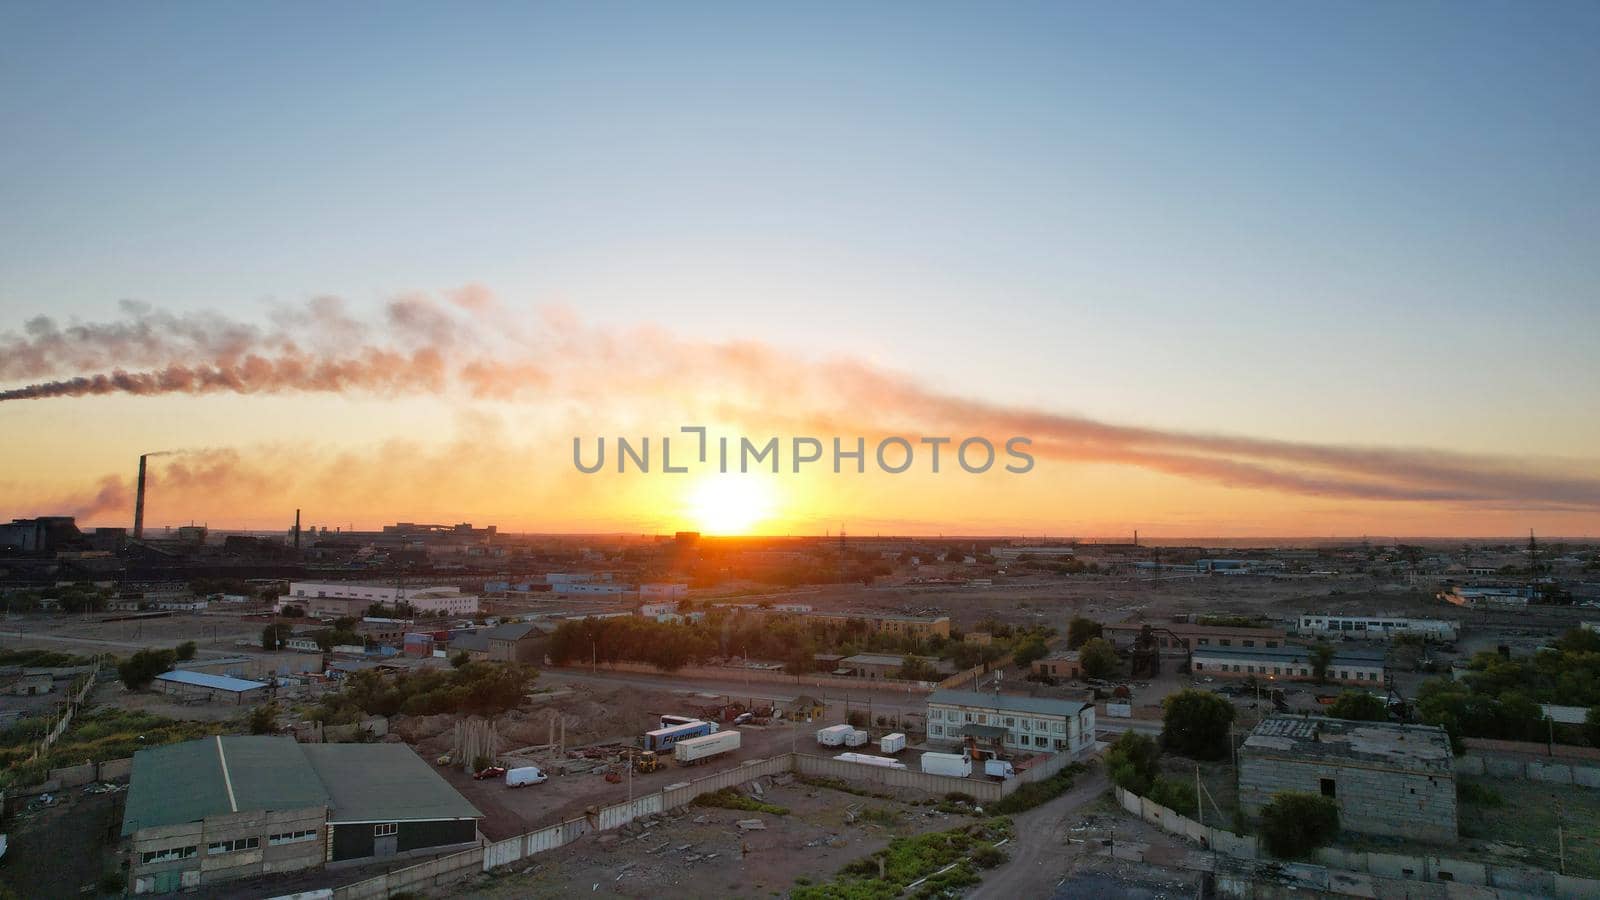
[1457,777,1600,878]
[858,807,899,827]
[988,762,1088,815]
[797,774,896,801]
[1457,781,1504,807]
[792,818,1013,900]
[0,649,93,668]
[691,788,790,816]
[0,707,231,788]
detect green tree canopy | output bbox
[1259,792,1339,859]
[1161,689,1235,760]
[1066,617,1103,650]
[1078,637,1119,679]
[1326,691,1388,722]
[1105,731,1161,794]
[118,648,176,690]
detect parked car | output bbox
[473,766,506,780]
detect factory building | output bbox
[795,611,952,639]
[1190,645,1387,686]
[282,582,479,618]
[123,736,481,895]
[926,689,1095,756]
[1030,650,1083,680]
[1103,621,1287,654]
[1296,614,1458,642]
[1239,716,1456,843]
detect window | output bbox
[141,846,197,864]
[930,724,943,736]
[1220,639,1232,646]
[1320,778,1336,798]
[269,830,319,845]
[206,837,259,855]
[1243,640,1255,647]
[374,823,398,837]
[1267,641,1279,648]
[1194,662,1204,670]
[1197,638,1209,645]
[1034,736,1048,748]
[1054,721,1065,733]
[1004,717,1014,727]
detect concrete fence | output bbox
[332,848,483,900]
[1455,752,1600,788]
[935,653,1015,691]
[1114,786,1600,899]
[793,753,1008,802]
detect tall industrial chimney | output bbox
[294,508,301,549]
[133,454,148,539]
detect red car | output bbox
[473,766,507,780]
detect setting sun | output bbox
[684,474,778,535]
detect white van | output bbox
[505,766,548,787]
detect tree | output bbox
[1078,637,1119,679]
[1326,691,1388,722]
[118,648,176,690]
[1161,689,1236,760]
[1309,644,1336,684]
[1104,731,1161,793]
[1012,636,1049,668]
[1066,617,1103,650]
[174,641,197,662]
[1586,706,1600,748]
[1259,792,1339,859]
[261,623,294,651]
[280,604,305,618]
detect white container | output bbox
[674,729,741,764]
[505,766,547,787]
[843,728,869,747]
[878,733,906,754]
[920,752,972,778]
[816,724,854,747]
[835,752,907,770]
[983,759,1016,779]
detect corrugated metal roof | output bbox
[154,669,269,692]
[301,744,481,823]
[929,689,1087,717]
[121,736,328,835]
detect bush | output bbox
[1161,689,1236,760]
[969,843,1007,868]
[692,788,789,816]
[1105,731,1160,794]
[248,703,277,735]
[1326,691,1388,722]
[989,763,1086,815]
[1078,637,1119,678]
[98,871,127,895]
[1067,616,1103,650]
[1146,777,1197,816]
[173,641,197,662]
[847,710,869,728]
[1259,792,1339,859]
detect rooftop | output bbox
[153,669,269,692]
[1191,645,1386,664]
[1242,716,1453,773]
[841,654,909,667]
[301,743,482,823]
[929,689,1088,717]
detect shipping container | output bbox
[878,733,906,754]
[816,724,854,747]
[843,728,869,747]
[674,729,741,764]
[920,752,972,778]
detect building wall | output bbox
[925,701,1095,755]
[1190,653,1385,686]
[129,807,326,894]
[1297,615,1457,641]
[155,679,268,705]
[329,819,478,862]
[1239,753,1457,844]
[1032,657,1082,679]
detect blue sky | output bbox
[2,2,1598,511]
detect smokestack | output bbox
[133,454,148,539]
[294,508,301,549]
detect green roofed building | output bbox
[122,735,481,895]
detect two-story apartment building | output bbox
[925,689,1095,757]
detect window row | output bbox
[269,829,319,845]
[208,837,260,855]
[141,846,197,864]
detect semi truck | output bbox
[835,752,907,770]
[920,752,972,778]
[878,733,906,754]
[674,730,741,765]
[816,724,854,746]
[644,719,717,752]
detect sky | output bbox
[1,2,1598,537]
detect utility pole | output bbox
[1195,763,1203,828]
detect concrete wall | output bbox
[793,753,1008,802]
[1239,752,1457,844]
[129,806,326,894]
[1455,753,1600,788]
[332,848,482,900]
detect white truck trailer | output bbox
[842,728,869,747]
[674,730,741,765]
[878,732,906,754]
[920,752,972,778]
[816,724,854,747]
[835,752,907,770]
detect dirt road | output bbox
[970,767,1110,900]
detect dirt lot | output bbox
[451,779,982,898]
[0,786,125,900]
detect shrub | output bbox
[173,641,197,662]
[1146,777,1197,816]
[117,648,175,690]
[1259,792,1339,859]
[1078,638,1119,678]
[1326,691,1388,722]
[970,843,1007,868]
[1067,616,1103,650]
[1161,689,1236,760]
[692,788,789,816]
[989,763,1085,815]
[1105,731,1160,794]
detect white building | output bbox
[1440,586,1530,609]
[638,601,678,618]
[1297,615,1457,642]
[925,689,1095,756]
[639,583,688,601]
[1191,646,1387,686]
[282,582,479,617]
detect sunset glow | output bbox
[684,475,779,536]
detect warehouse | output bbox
[1238,716,1456,843]
[1189,645,1386,686]
[152,670,270,705]
[122,736,482,894]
